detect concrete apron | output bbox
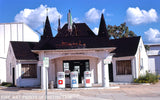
[32,83,120,91]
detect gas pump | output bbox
[57,72,65,88]
[84,71,92,87]
[70,71,79,88]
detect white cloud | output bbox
[93,27,99,35]
[126,7,158,25]
[72,17,80,23]
[14,5,62,29]
[85,8,105,23]
[106,13,113,17]
[144,28,160,43]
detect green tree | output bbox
[144,45,150,51]
[107,22,137,39]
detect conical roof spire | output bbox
[42,16,53,38]
[98,14,109,40]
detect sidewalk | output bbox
[0,82,160,100]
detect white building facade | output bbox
[6,12,149,88]
[6,37,148,88]
[0,23,39,83]
[147,44,160,75]
[113,38,148,82]
[34,48,114,89]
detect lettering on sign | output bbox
[43,57,49,67]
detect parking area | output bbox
[0,82,160,100]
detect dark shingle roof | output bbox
[33,36,140,57]
[11,36,140,60]
[55,23,96,37]
[110,36,140,57]
[11,41,38,60]
[35,21,110,50]
[33,37,110,50]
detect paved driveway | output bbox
[0,82,160,100]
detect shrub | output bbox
[1,82,15,87]
[134,72,159,84]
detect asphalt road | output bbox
[0,82,160,100]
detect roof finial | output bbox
[58,15,61,32]
[67,9,72,32]
[46,8,48,16]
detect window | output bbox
[21,64,37,78]
[85,62,90,71]
[116,60,132,75]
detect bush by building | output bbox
[134,72,159,84]
[0,82,15,87]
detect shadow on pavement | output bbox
[0,86,40,91]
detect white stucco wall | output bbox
[35,48,113,87]
[148,56,160,74]
[135,37,148,77]
[17,62,41,87]
[6,43,40,87]
[112,57,135,82]
[148,56,156,73]
[147,44,160,75]
[6,43,17,83]
[150,46,160,50]
[112,37,148,82]
[9,61,41,87]
[0,23,39,82]
[11,61,40,87]
[0,59,6,83]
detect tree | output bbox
[107,22,137,39]
[144,45,150,51]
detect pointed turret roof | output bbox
[98,14,109,40]
[42,16,53,38]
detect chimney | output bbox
[67,10,72,32]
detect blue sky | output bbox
[0,0,160,44]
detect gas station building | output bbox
[6,11,148,89]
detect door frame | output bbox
[12,67,15,86]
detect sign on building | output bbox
[43,57,49,67]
